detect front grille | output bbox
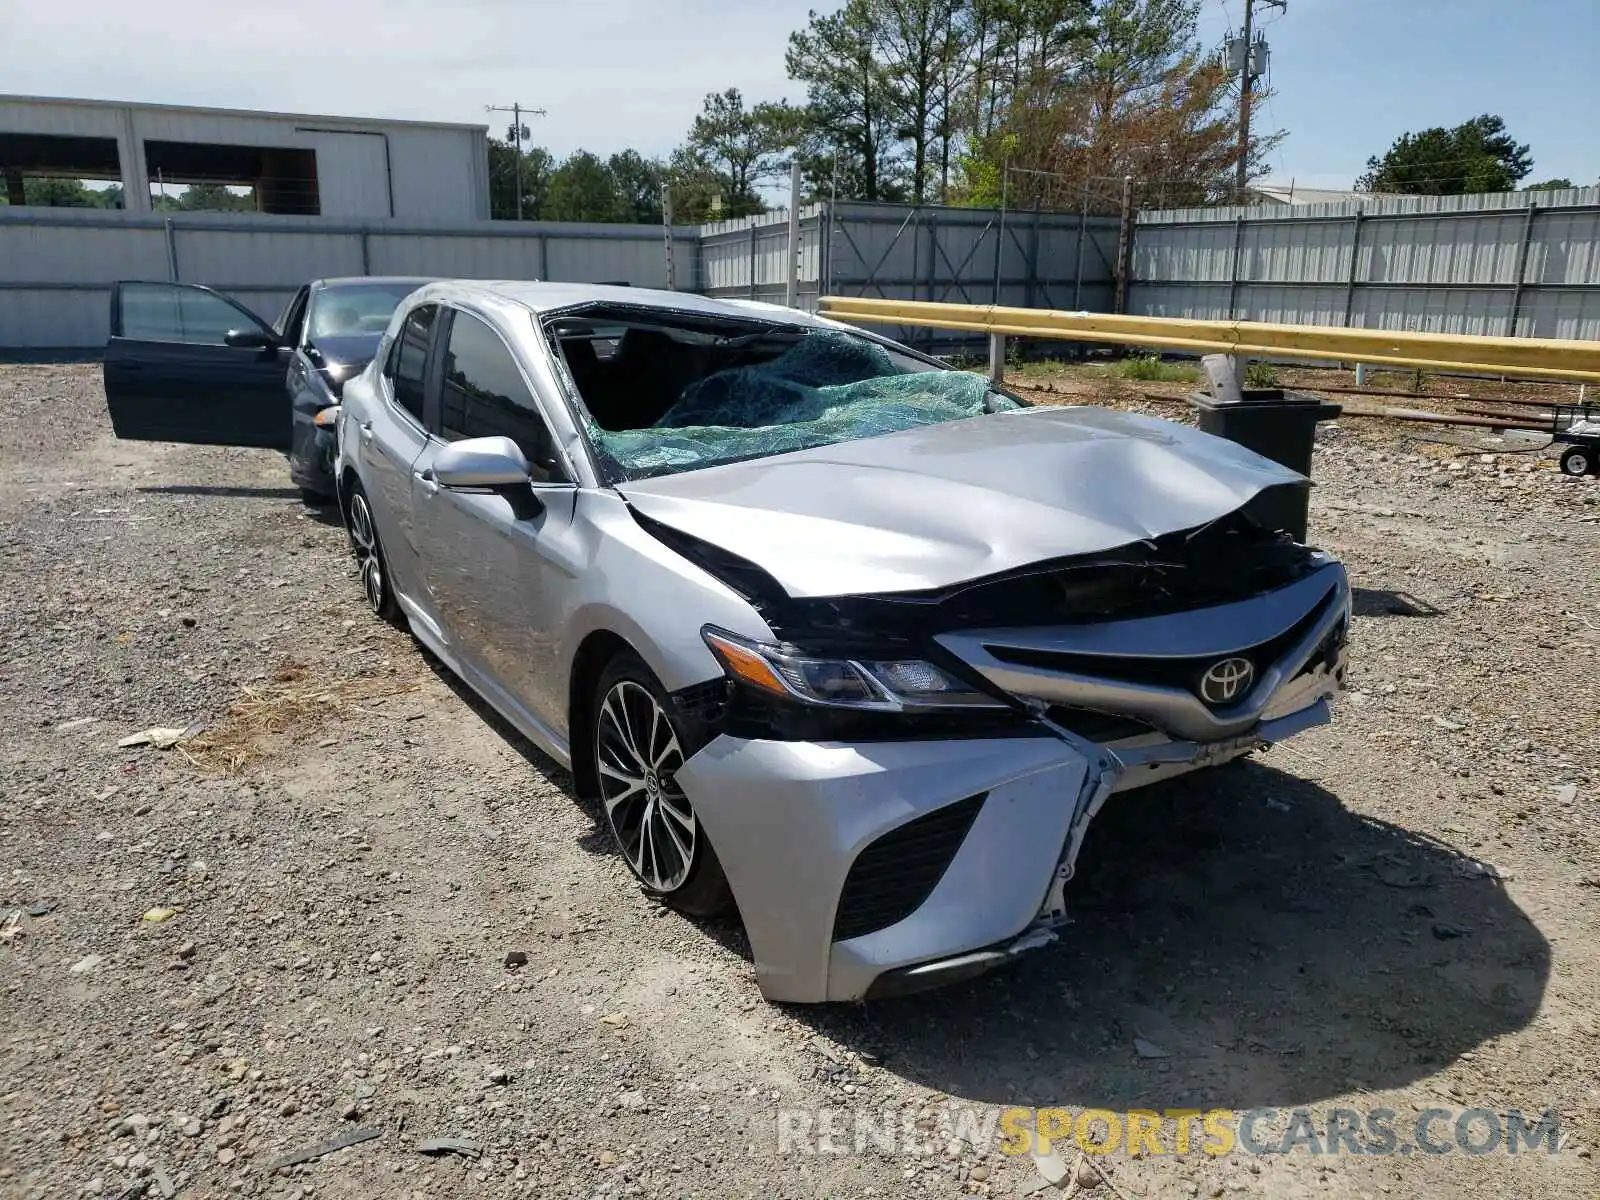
[1296,615,1348,680]
[983,590,1335,703]
[1044,707,1156,743]
[832,792,986,942]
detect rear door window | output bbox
[439,309,565,482]
[384,304,437,423]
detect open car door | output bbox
[103,281,292,450]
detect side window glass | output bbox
[387,304,437,423]
[440,310,565,483]
[118,283,263,346]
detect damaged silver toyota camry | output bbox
[334,281,1349,1003]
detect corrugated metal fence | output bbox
[10,187,1600,352]
[0,207,701,348]
[1132,187,1600,340]
[700,200,1122,351]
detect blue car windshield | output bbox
[549,315,1023,481]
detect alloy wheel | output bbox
[595,680,696,892]
[348,492,386,615]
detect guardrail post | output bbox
[989,333,1006,385]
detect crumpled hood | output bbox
[618,406,1306,599]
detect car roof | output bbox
[402,280,831,327]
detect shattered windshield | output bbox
[546,308,1024,481]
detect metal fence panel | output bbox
[1132,189,1600,346]
[0,209,700,347]
[175,228,366,288]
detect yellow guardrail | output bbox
[816,296,1600,384]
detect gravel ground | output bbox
[1,364,1597,1200]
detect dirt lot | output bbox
[2,364,1597,1200]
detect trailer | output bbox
[1555,403,1600,476]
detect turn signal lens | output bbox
[702,630,791,697]
[312,405,342,428]
[701,627,1004,712]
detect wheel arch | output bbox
[568,629,638,804]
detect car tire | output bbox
[1559,446,1594,477]
[300,487,334,507]
[591,651,733,918]
[344,481,402,626]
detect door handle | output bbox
[359,420,374,441]
[415,467,439,496]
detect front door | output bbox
[103,282,291,449]
[412,306,583,735]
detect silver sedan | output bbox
[333,281,1349,1003]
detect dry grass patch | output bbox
[182,658,421,774]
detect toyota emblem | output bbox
[1198,657,1254,706]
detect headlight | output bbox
[312,404,342,428]
[702,627,1004,711]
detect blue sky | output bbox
[4,0,1595,191]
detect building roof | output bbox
[1250,183,1375,206]
[0,93,487,134]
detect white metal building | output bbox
[0,95,490,221]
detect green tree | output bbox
[13,177,98,206]
[684,88,792,216]
[546,151,620,222]
[176,182,255,212]
[869,0,972,203]
[606,150,665,224]
[487,138,553,219]
[1356,114,1533,195]
[663,147,729,223]
[1522,177,1574,192]
[786,1,903,202]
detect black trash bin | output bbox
[1189,387,1342,543]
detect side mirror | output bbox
[432,436,532,489]
[224,328,278,350]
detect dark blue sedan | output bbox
[103,276,434,500]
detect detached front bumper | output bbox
[679,690,1339,1004]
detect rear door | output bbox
[103,281,292,450]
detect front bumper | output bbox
[678,686,1339,1004]
[288,412,338,498]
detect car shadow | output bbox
[137,484,343,525]
[413,648,756,953]
[787,758,1548,1111]
[1352,586,1443,617]
[409,649,1548,1110]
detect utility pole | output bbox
[1232,0,1284,203]
[486,102,547,219]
